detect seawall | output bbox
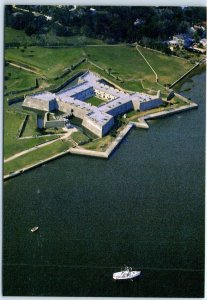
[170,63,200,88]
[69,123,134,158]
[4,99,198,181]
[4,149,71,181]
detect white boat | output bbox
[31,227,39,233]
[113,266,141,280]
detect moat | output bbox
[3,71,205,296]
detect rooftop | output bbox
[30,91,56,101]
[24,71,161,129]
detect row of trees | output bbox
[5,6,206,43]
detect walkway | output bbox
[136,45,158,83]
[19,133,64,140]
[8,62,44,77]
[4,128,77,163]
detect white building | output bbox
[172,35,185,46]
[200,39,207,47]
[23,71,163,137]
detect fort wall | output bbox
[140,99,163,111]
[82,116,114,137]
[22,97,50,112]
[74,87,94,100]
[57,99,90,119]
[106,101,133,117]
[45,120,65,129]
[82,117,102,137]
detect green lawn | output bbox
[71,131,90,145]
[5,44,193,95]
[4,110,58,159]
[84,45,192,90]
[5,47,85,78]
[4,140,72,175]
[83,135,114,151]
[85,46,155,83]
[121,80,145,92]
[4,65,37,94]
[137,46,193,85]
[85,96,105,106]
[170,97,188,107]
[21,111,39,137]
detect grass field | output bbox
[85,45,193,87]
[83,135,114,151]
[4,140,72,175]
[5,47,85,78]
[21,111,39,137]
[137,46,194,85]
[4,65,37,93]
[4,110,58,159]
[5,44,193,90]
[71,131,90,145]
[85,96,105,106]
[86,46,155,83]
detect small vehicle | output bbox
[113,266,141,280]
[31,227,39,233]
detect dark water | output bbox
[3,72,205,297]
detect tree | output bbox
[194,31,200,43]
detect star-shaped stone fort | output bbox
[23,71,163,137]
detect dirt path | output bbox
[8,62,45,78]
[136,45,158,83]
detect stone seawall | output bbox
[69,148,108,158]
[69,123,134,158]
[104,123,134,156]
[4,97,198,181]
[132,119,149,129]
[4,150,71,181]
[174,92,191,104]
[142,102,198,121]
[170,63,200,88]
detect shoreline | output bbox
[4,99,198,181]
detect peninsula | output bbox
[4,66,198,180]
